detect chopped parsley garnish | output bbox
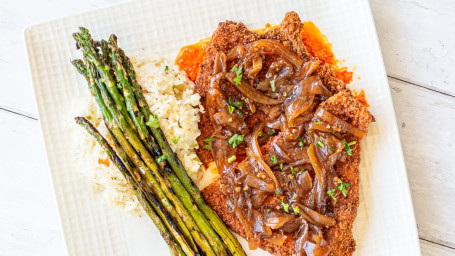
[227,134,245,148]
[342,139,354,156]
[337,179,351,197]
[314,121,323,125]
[347,141,357,146]
[228,97,244,108]
[293,206,300,215]
[280,163,284,170]
[227,97,244,115]
[146,115,160,128]
[327,189,337,201]
[230,65,243,85]
[269,155,277,164]
[270,79,276,92]
[228,105,235,114]
[269,129,276,135]
[291,166,298,175]
[275,188,281,196]
[156,155,168,163]
[171,135,182,144]
[326,124,331,129]
[297,135,304,149]
[267,209,272,213]
[227,155,236,163]
[281,198,290,213]
[203,138,215,143]
[258,132,263,136]
[203,145,213,150]
[164,65,169,71]
[316,140,325,147]
[328,146,335,151]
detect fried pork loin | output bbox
[194,12,374,256]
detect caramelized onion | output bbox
[226,72,282,105]
[295,203,335,227]
[314,106,366,138]
[265,212,296,229]
[247,123,279,187]
[307,144,325,185]
[284,76,331,126]
[251,39,304,68]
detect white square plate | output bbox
[24,0,421,255]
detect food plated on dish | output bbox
[71,11,374,256]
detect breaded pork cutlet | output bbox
[195,12,374,256]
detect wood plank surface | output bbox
[390,77,455,249]
[420,240,455,256]
[371,0,455,96]
[0,111,65,256]
[0,0,124,116]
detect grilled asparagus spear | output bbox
[75,117,186,256]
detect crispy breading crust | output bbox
[197,11,374,256]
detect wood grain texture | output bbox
[0,0,125,116]
[0,111,65,256]
[390,77,455,249]
[371,0,455,96]
[420,240,455,256]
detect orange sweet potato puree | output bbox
[176,21,354,85]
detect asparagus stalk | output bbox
[106,124,199,256]
[116,38,246,256]
[74,117,185,256]
[73,59,207,255]
[107,35,233,256]
[74,28,227,256]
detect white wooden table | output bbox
[1,0,454,255]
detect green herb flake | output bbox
[342,139,353,156]
[275,188,281,196]
[267,209,272,213]
[156,155,168,163]
[203,145,213,150]
[327,188,337,201]
[258,132,263,137]
[337,179,351,197]
[146,115,160,129]
[270,79,276,92]
[293,206,300,215]
[291,167,298,176]
[316,140,325,147]
[227,155,237,163]
[326,124,331,129]
[269,129,276,135]
[347,141,357,146]
[297,135,304,149]
[203,138,215,143]
[280,163,284,170]
[228,97,244,108]
[171,135,182,144]
[230,65,243,85]
[227,134,245,148]
[328,146,335,151]
[281,199,290,213]
[164,65,169,72]
[314,121,323,125]
[237,110,243,117]
[269,155,278,164]
[228,105,235,114]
